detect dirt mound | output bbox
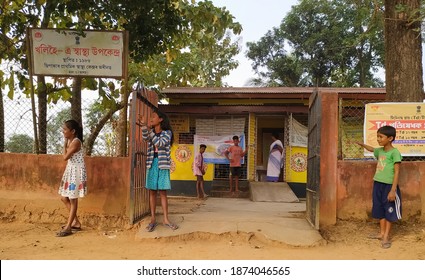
[320,217,425,245]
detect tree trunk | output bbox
[84,103,124,156]
[384,0,424,101]
[115,88,129,157]
[0,81,4,152]
[358,43,366,87]
[70,77,83,127]
[35,2,53,154]
[37,76,47,154]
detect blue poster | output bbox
[194,134,245,164]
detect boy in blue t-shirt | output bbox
[357,125,402,249]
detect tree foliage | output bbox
[5,134,34,153]
[46,107,71,154]
[0,0,242,155]
[1,0,241,90]
[129,1,242,88]
[246,0,385,87]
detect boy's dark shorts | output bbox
[196,175,204,181]
[372,181,402,222]
[230,167,241,177]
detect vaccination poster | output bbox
[364,102,425,156]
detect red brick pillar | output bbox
[319,91,338,227]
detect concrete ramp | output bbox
[135,198,324,247]
[249,181,300,202]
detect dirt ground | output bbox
[1,197,424,260]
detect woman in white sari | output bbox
[266,132,283,182]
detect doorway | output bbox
[255,116,285,182]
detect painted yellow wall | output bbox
[248,113,256,180]
[285,146,308,183]
[170,144,213,181]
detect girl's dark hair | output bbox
[65,119,83,142]
[154,109,174,146]
[200,144,207,149]
[272,131,280,139]
[377,125,396,141]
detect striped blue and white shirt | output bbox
[142,127,172,169]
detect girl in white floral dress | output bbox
[57,120,87,237]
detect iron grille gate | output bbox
[306,89,321,229]
[129,88,158,224]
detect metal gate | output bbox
[128,88,158,224]
[306,89,321,229]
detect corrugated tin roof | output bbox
[162,86,386,95]
[158,104,309,115]
[158,87,386,115]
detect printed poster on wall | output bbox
[285,146,307,183]
[364,102,425,156]
[169,115,190,133]
[29,28,125,77]
[170,144,213,181]
[194,134,245,164]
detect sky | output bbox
[210,0,300,87]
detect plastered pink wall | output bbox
[0,153,131,218]
[337,161,425,220]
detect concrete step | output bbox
[249,181,299,202]
[210,184,249,192]
[212,180,249,188]
[209,189,250,199]
[209,179,250,198]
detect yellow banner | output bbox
[365,102,425,156]
[170,144,213,181]
[341,121,364,159]
[285,146,307,183]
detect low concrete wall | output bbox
[1,153,423,226]
[337,161,425,220]
[0,153,131,226]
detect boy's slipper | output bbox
[164,223,179,230]
[146,222,157,232]
[56,230,73,237]
[367,233,382,240]
[381,241,392,249]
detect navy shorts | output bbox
[372,181,402,222]
[230,167,241,177]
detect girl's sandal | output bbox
[381,241,392,249]
[56,230,73,237]
[146,222,157,232]
[164,223,178,230]
[62,225,82,231]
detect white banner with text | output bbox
[194,134,245,164]
[364,102,425,156]
[29,28,125,78]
